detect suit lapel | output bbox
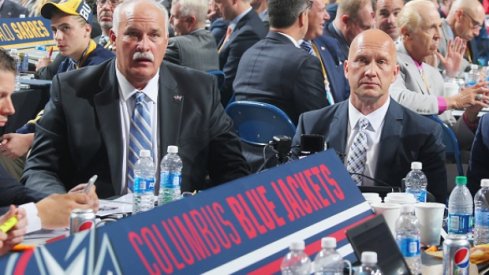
[328,102,348,158]
[375,100,403,177]
[158,64,183,160]
[396,41,429,94]
[93,60,124,195]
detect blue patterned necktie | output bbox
[301,40,315,56]
[127,92,152,191]
[346,118,370,186]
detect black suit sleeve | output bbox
[0,164,44,208]
[164,38,182,65]
[467,115,489,196]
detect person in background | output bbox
[323,0,374,61]
[0,0,28,18]
[373,0,404,40]
[250,0,268,23]
[165,0,219,71]
[95,0,121,50]
[467,113,489,196]
[292,29,447,203]
[207,0,228,44]
[21,0,249,198]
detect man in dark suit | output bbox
[302,0,349,104]
[323,0,374,62]
[0,0,28,18]
[293,29,447,203]
[215,0,267,106]
[234,0,327,125]
[467,113,489,196]
[22,0,249,199]
[165,0,219,71]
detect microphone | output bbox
[349,172,401,195]
[257,135,293,172]
[299,134,325,156]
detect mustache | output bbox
[133,51,154,62]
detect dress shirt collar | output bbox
[277,32,301,48]
[115,65,159,103]
[228,7,252,31]
[348,97,390,133]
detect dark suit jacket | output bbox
[218,10,267,106]
[467,114,489,196]
[0,164,43,210]
[312,35,349,103]
[210,18,229,45]
[21,60,250,199]
[0,0,28,18]
[292,99,447,203]
[164,29,219,72]
[323,22,349,63]
[234,32,328,124]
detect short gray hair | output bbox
[112,0,169,36]
[172,0,208,24]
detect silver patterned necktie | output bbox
[127,92,152,191]
[300,40,315,56]
[346,118,370,186]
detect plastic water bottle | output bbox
[281,240,312,275]
[314,237,349,275]
[465,64,479,87]
[448,176,473,236]
[404,162,428,202]
[474,179,489,245]
[158,145,182,205]
[21,53,29,73]
[395,205,421,275]
[9,49,21,91]
[357,252,382,275]
[133,150,156,213]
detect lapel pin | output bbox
[321,46,326,51]
[173,95,183,102]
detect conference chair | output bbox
[225,101,296,172]
[427,115,464,177]
[207,70,225,91]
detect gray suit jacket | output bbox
[439,19,470,73]
[390,41,475,149]
[22,60,250,198]
[164,29,219,72]
[292,99,447,202]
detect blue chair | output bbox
[427,115,464,176]
[225,101,296,145]
[207,70,225,90]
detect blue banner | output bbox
[0,149,374,274]
[0,17,53,49]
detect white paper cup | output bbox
[414,202,446,246]
[384,192,417,205]
[371,202,401,236]
[444,82,459,97]
[362,193,382,205]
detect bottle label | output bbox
[161,172,181,188]
[134,177,155,193]
[397,237,420,257]
[475,210,489,226]
[448,214,472,234]
[406,189,427,203]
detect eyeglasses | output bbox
[96,0,119,6]
[464,11,483,30]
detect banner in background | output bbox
[0,17,53,49]
[0,149,374,274]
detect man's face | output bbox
[113,2,168,89]
[454,9,484,41]
[0,70,15,127]
[375,0,403,40]
[405,7,441,60]
[345,32,399,105]
[214,0,236,21]
[97,0,120,31]
[305,0,329,40]
[51,14,91,60]
[170,3,191,36]
[346,3,374,44]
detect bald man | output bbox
[292,29,447,203]
[439,0,485,72]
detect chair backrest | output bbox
[427,115,464,176]
[207,70,225,90]
[225,101,297,145]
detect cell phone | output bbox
[0,216,18,233]
[84,175,98,194]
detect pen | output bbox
[84,175,98,193]
[0,216,18,233]
[48,47,53,59]
[11,244,35,252]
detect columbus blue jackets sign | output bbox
[0,17,53,49]
[0,149,374,274]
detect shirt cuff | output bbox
[19,202,42,234]
[437,96,447,114]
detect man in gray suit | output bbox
[390,0,489,149]
[164,0,219,71]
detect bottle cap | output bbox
[139,150,150,157]
[471,64,479,70]
[289,240,305,250]
[361,251,377,264]
[321,237,336,249]
[167,145,178,154]
[401,204,414,213]
[411,162,422,170]
[455,176,467,186]
[481,179,489,188]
